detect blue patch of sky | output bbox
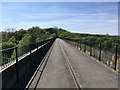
[2,2,118,35]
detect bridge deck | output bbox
[27,39,118,89]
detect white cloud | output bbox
[2,2,118,35]
[2,9,117,34]
[6,13,117,35]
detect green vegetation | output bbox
[1,26,120,65]
[1,26,59,49]
[1,26,120,52]
[73,34,120,53]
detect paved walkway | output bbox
[28,39,118,89]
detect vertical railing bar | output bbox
[80,43,81,51]
[37,42,39,66]
[79,40,80,50]
[29,43,32,68]
[15,47,19,83]
[90,45,92,56]
[84,44,86,53]
[99,43,102,61]
[114,44,118,71]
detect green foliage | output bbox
[35,38,41,42]
[17,34,32,56]
[8,36,18,44]
[2,42,16,64]
[2,32,10,42]
[11,34,32,59]
[1,26,119,53]
[2,42,16,49]
[14,29,27,41]
[18,34,32,45]
[1,26,120,64]
[75,35,119,53]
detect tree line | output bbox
[1,26,120,53]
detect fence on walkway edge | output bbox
[1,38,53,68]
[63,38,120,72]
[1,38,55,88]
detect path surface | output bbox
[28,38,118,89]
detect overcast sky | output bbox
[2,2,118,35]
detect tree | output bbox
[11,34,32,59]
[18,34,32,45]
[2,42,16,49]
[2,42,16,64]
[5,28,16,32]
[14,29,27,41]
[8,36,18,44]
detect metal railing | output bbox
[0,38,53,70]
[1,38,55,88]
[64,38,120,72]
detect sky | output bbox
[2,2,118,35]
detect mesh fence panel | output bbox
[81,44,84,52]
[86,45,90,55]
[31,42,38,50]
[17,44,30,58]
[1,47,15,68]
[66,39,119,71]
[0,39,54,70]
[92,47,99,60]
[101,50,113,68]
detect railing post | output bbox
[76,40,77,48]
[79,40,80,50]
[80,42,82,51]
[84,44,86,53]
[74,40,76,46]
[15,47,19,83]
[41,40,43,47]
[77,40,78,49]
[36,42,39,53]
[99,43,102,61]
[36,42,39,66]
[29,43,32,68]
[73,39,74,46]
[114,44,118,71]
[75,40,77,47]
[41,40,44,58]
[73,40,74,46]
[90,45,92,56]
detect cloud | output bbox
[2,2,118,35]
